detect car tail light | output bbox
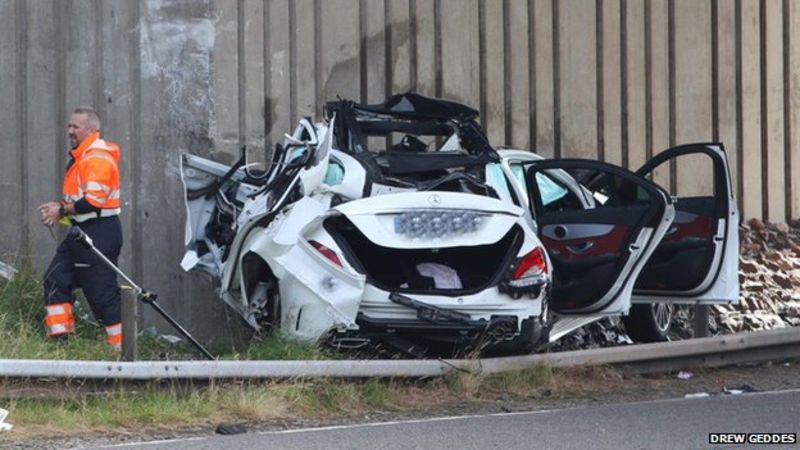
[309,240,343,267]
[499,247,548,299]
[512,247,547,284]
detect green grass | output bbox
[0,262,342,362]
[0,264,117,361]
[2,379,404,438]
[6,386,219,435]
[482,363,554,395]
[437,364,553,399]
[241,333,337,361]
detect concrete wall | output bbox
[1,0,799,340]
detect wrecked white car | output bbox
[180,93,739,355]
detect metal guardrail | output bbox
[1,327,799,380]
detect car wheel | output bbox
[622,302,673,343]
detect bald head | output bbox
[68,106,101,148]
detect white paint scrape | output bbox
[0,408,12,432]
[0,261,16,281]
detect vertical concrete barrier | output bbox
[121,286,138,361]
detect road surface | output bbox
[84,388,800,450]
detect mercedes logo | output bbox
[428,194,441,205]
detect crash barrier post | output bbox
[121,285,138,361]
[694,304,709,338]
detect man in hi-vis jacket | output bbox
[38,106,123,350]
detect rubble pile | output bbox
[708,219,800,334]
[552,219,800,352]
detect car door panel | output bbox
[525,160,674,316]
[632,143,739,304]
[541,223,628,261]
[634,201,714,291]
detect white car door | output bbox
[631,143,740,305]
[523,159,675,316]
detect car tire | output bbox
[622,302,673,343]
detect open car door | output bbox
[525,160,674,316]
[631,143,739,304]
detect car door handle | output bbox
[566,242,594,254]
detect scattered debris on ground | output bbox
[552,220,800,351]
[0,407,12,432]
[0,261,16,282]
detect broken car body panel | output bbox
[181,118,343,329]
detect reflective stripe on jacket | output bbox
[63,131,122,223]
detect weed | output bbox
[0,264,117,361]
[0,264,43,325]
[444,371,486,398]
[212,384,287,421]
[483,363,553,396]
[361,378,396,408]
[243,333,335,361]
[440,363,560,400]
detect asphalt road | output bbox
[85,389,800,450]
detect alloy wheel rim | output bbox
[653,302,673,333]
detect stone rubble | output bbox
[710,218,800,334]
[550,219,800,352]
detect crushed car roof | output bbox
[338,92,480,121]
[325,93,498,162]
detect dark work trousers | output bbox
[43,216,123,326]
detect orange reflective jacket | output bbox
[63,131,121,222]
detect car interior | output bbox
[325,94,502,196]
[324,215,524,294]
[527,164,666,313]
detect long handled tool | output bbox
[68,226,215,360]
